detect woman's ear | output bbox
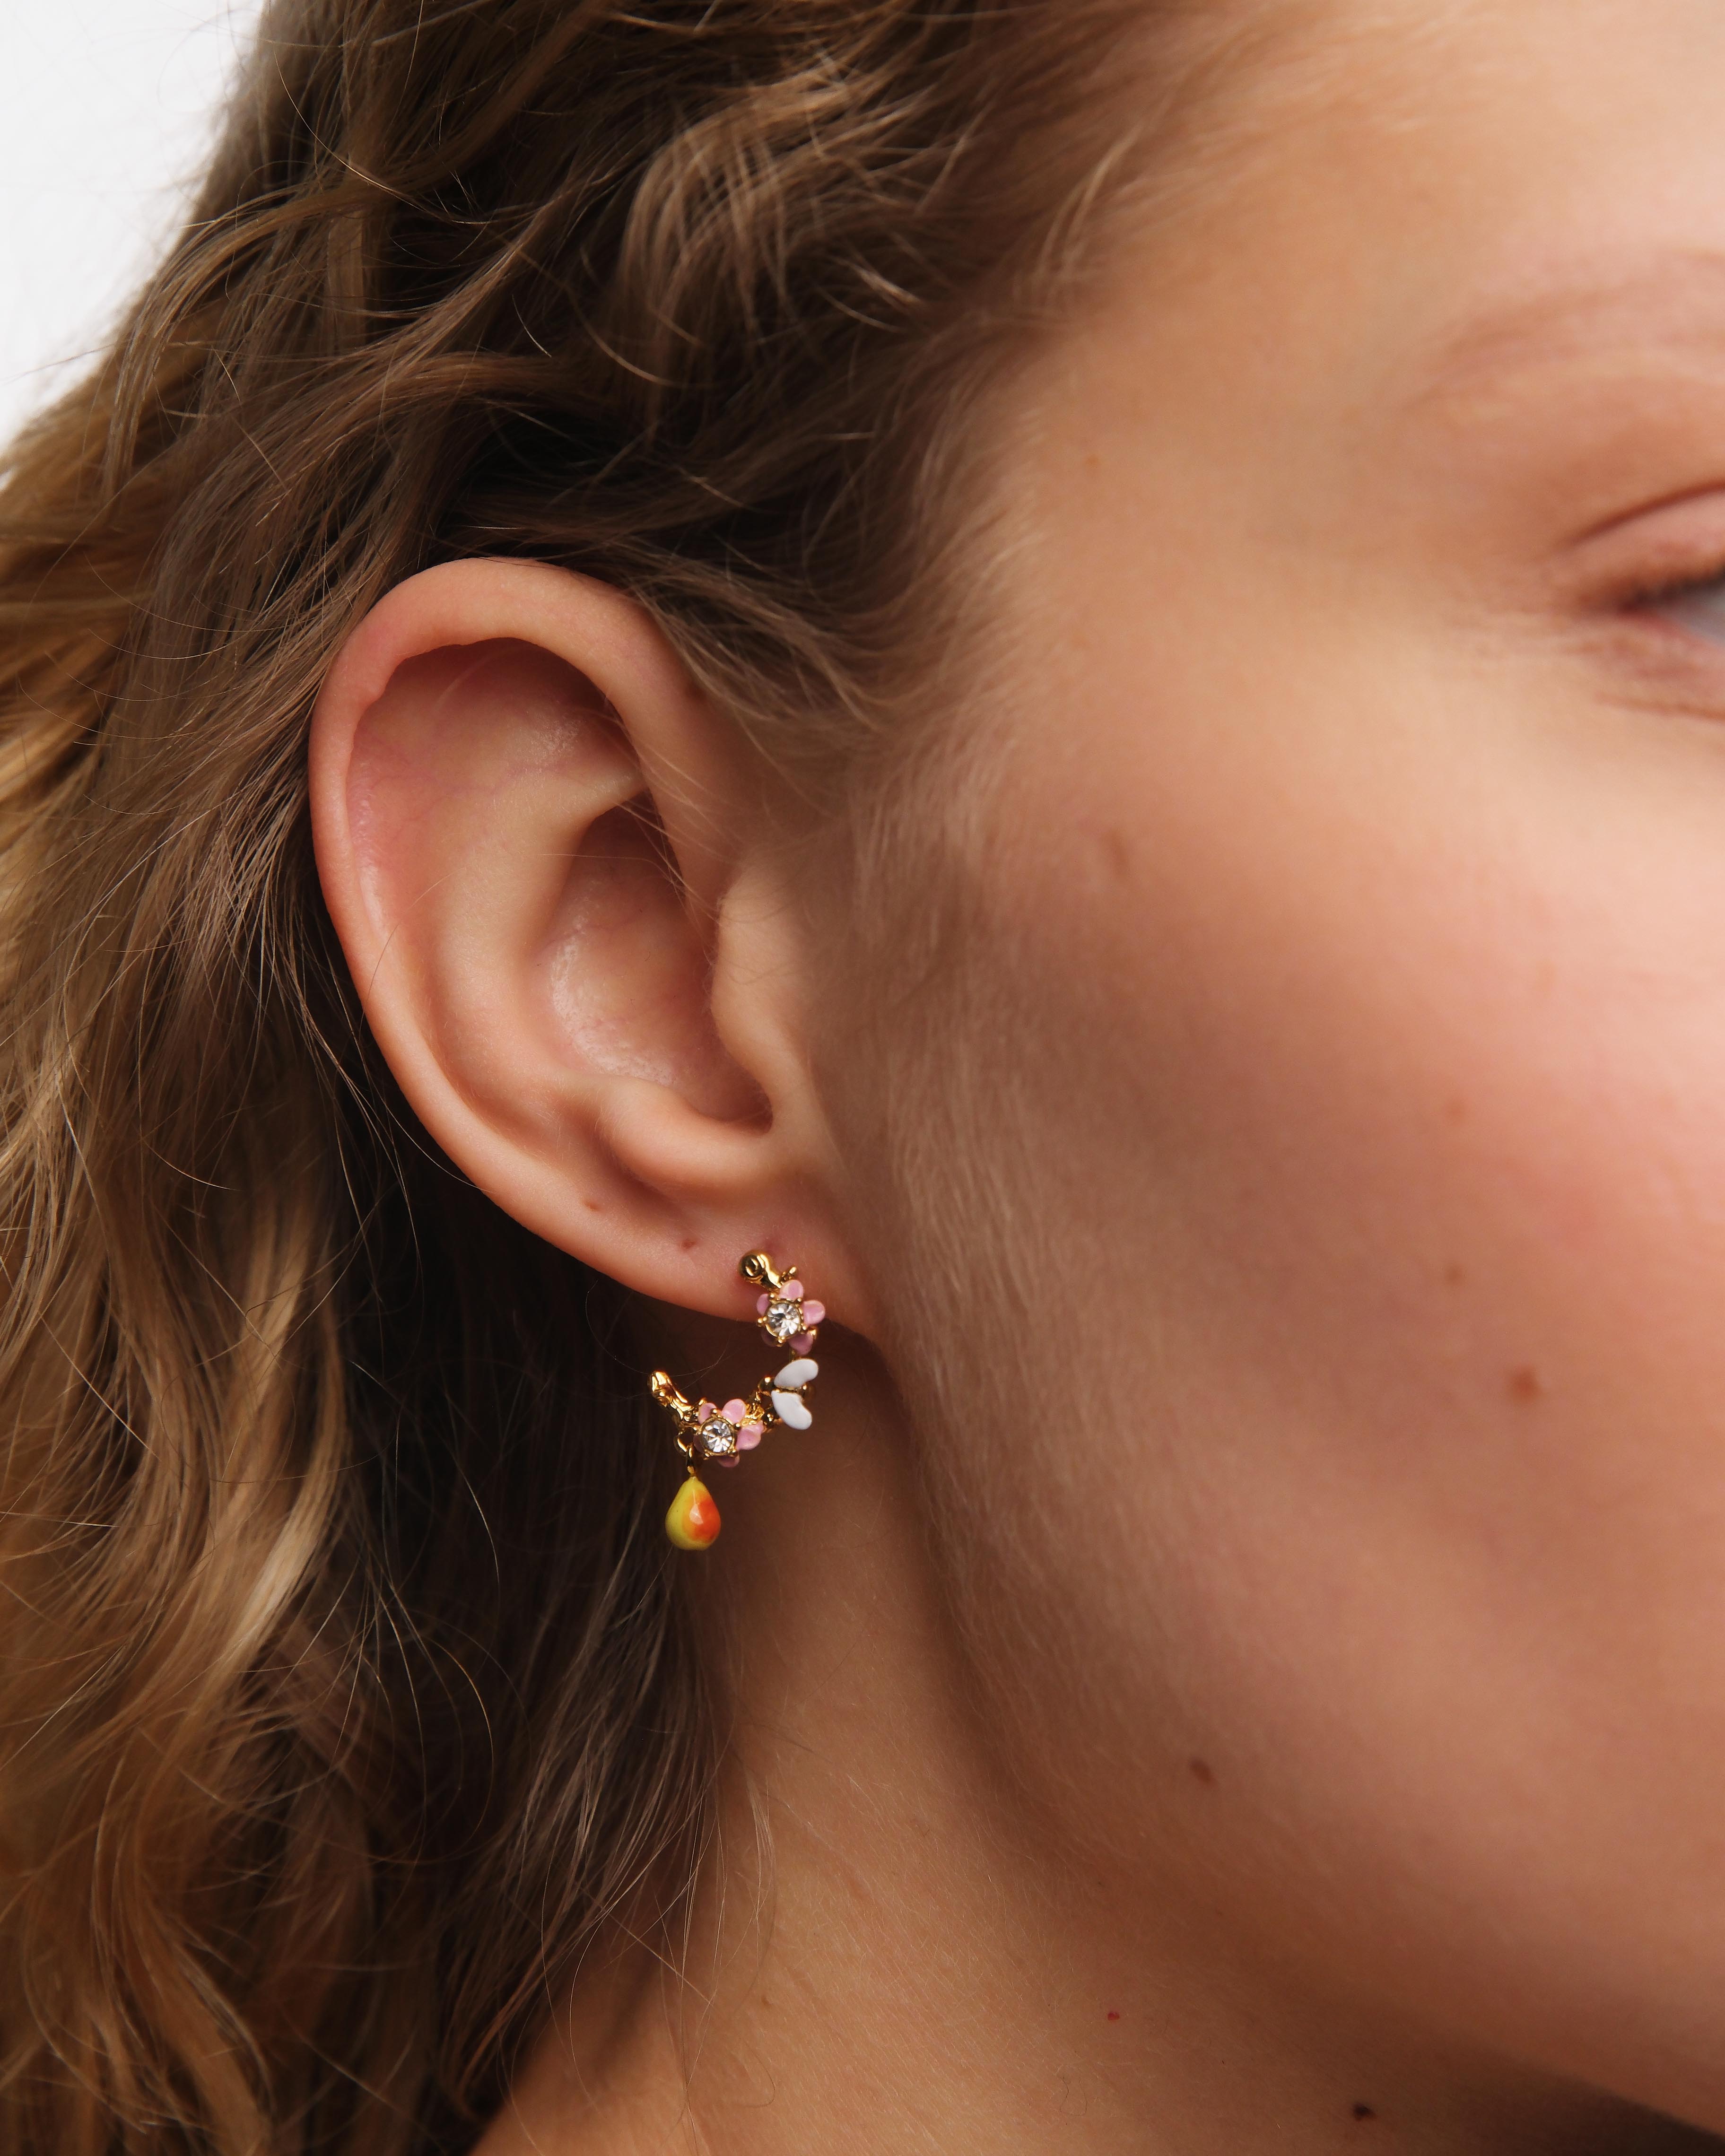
[309,557,862,1324]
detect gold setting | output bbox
[651,1251,824,1482]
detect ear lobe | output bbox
[308,559,860,1324]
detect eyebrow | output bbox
[1409,251,1725,407]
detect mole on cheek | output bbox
[1188,1757,1217,1788]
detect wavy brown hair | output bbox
[0,2,1214,2149]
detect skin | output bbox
[310,0,1725,2148]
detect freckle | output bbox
[583,1199,602,1214]
[1353,2104,1377,2123]
[1443,1095,1468,1126]
[1507,1365,1543,1405]
[680,1236,697,1252]
[1106,2010,1121,2022]
[1084,451,1102,473]
[1100,826,1132,881]
[1443,1261,1466,1288]
[1188,1757,1216,1788]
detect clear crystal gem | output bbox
[701,1416,738,1458]
[763,1297,805,1344]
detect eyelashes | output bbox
[1582,494,1725,645]
[1577,525,1725,669]
[1552,528,1725,711]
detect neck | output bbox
[479,1341,1715,2156]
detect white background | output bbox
[0,0,264,444]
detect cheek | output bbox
[840,691,1725,2094]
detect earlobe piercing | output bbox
[653,1251,827,1550]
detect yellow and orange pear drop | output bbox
[665,1474,721,1551]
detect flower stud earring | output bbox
[653,1251,827,1550]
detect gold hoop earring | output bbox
[651,1251,827,1551]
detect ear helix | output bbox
[653,1251,827,1551]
